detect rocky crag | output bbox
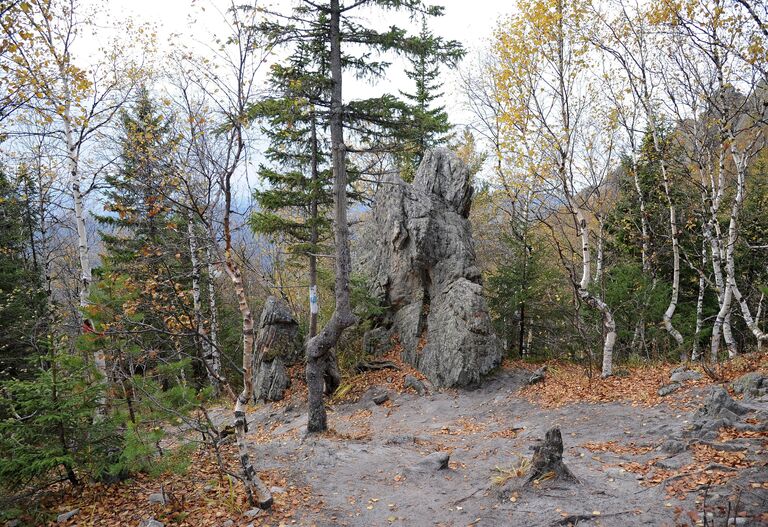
[252,296,303,401]
[359,148,502,387]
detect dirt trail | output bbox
[213,368,768,527]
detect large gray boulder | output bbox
[252,296,303,401]
[359,148,502,387]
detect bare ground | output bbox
[208,367,768,527]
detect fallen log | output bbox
[354,360,401,373]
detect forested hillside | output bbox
[0,0,766,525]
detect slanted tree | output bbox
[259,0,465,434]
[171,2,274,507]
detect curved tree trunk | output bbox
[223,244,272,508]
[575,209,616,378]
[306,0,358,434]
[711,150,747,360]
[659,167,684,349]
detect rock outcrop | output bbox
[686,386,752,440]
[252,296,303,401]
[359,148,502,387]
[731,372,767,399]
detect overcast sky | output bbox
[96,0,511,128]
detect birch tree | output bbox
[494,0,618,376]
[3,0,144,399]
[655,0,768,358]
[169,1,273,508]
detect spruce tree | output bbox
[0,166,46,379]
[91,87,192,384]
[250,23,334,338]
[397,17,457,180]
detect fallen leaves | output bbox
[488,427,523,439]
[513,353,768,408]
[331,348,427,404]
[691,444,752,469]
[43,444,316,527]
[581,441,654,455]
[717,426,768,442]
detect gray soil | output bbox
[214,369,768,527]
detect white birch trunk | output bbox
[658,161,684,347]
[726,154,767,345]
[60,68,107,407]
[205,246,221,380]
[711,151,747,360]
[188,217,220,394]
[756,293,765,352]
[224,244,272,508]
[594,216,604,285]
[692,238,707,361]
[630,156,650,274]
[732,283,768,342]
[575,209,616,378]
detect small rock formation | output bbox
[658,383,682,397]
[359,148,502,387]
[528,366,547,385]
[148,492,166,505]
[670,369,702,383]
[57,509,79,523]
[731,371,767,399]
[372,392,389,405]
[252,297,303,402]
[404,374,427,396]
[526,427,578,485]
[687,386,752,440]
[660,439,686,454]
[409,451,450,473]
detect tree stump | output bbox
[526,427,578,485]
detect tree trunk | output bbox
[518,301,526,358]
[659,165,684,348]
[309,108,320,339]
[61,74,107,414]
[726,156,767,345]
[575,209,616,378]
[305,0,358,434]
[646,101,683,348]
[222,127,271,506]
[188,216,220,394]
[223,246,272,508]
[756,293,765,352]
[692,239,707,361]
[206,246,221,371]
